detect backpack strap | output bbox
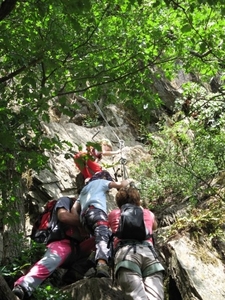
[147,243,158,259]
[107,233,116,285]
[121,243,136,261]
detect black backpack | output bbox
[115,203,151,241]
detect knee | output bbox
[94,225,110,242]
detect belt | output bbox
[115,240,158,260]
[117,240,153,248]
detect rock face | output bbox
[163,236,225,300]
[62,278,125,300]
[13,103,225,299]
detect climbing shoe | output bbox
[12,285,25,300]
[96,263,110,278]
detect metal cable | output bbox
[94,101,128,179]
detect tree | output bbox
[1,1,225,298]
[0,273,17,300]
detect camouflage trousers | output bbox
[83,207,111,263]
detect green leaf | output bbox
[181,23,192,33]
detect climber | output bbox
[108,185,165,300]
[12,196,95,300]
[72,170,130,278]
[74,138,120,180]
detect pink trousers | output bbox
[14,239,72,296]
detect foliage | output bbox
[1,240,74,298]
[75,140,102,169]
[1,241,74,299]
[175,82,225,128]
[33,285,73,300]
[1,2,225,299]
[130,98,225,241]
[82,117,101,128]
[130,105,225,204]
[1,241,45,278]
[171,200,225,240]
[1,0,225,200]
[1,1,225,297]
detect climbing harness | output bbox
[93,102,129,180]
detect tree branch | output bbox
[0,0,18,21]
[189,49,212,58]
[0,57,42,83]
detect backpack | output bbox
[115,203,151,241]
[108,204,153,283]
[30,198,75,244]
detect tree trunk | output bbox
[0,274,18,300]
[0,0,18,22]
[1,179,26,265]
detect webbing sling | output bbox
[115,260,142,276]
[115,260,164,277]
[114,241,164,277]
[142,262,165,277]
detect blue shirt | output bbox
[77,179,111,214]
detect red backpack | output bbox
[30,198,76,244]
[30,199,58,244]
